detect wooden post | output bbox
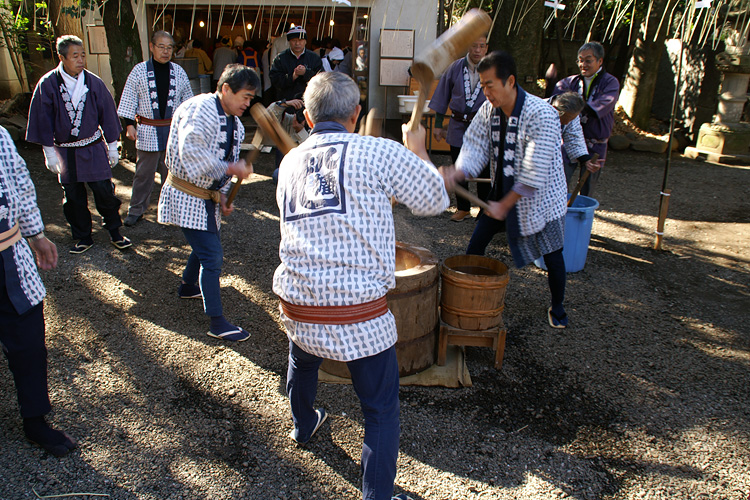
[654,189,671,250]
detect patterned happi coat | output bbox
[428,56,486,148]
[157,93,243,232]
[26,68,121,184]
[0,126,47,315]
[117,59,192,152]
[561,115,589,162]
[273,121,449,362]
[457,94,567,239]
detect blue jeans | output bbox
[287,341,400,500]
[467,214,566,308]
[181,228,224,317]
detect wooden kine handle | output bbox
[453,184,491,212]
[225,147,260,206]
[568,153,599,207]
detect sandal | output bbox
[206,327,250,342]
[110,236,132,250]
[69,242,94,254]
[548,307,568,329]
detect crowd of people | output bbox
[0,21,619,500]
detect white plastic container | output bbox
[397,95,431,113]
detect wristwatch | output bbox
[27,231,46,241]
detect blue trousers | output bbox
[467,214,566,308]
[287,341,400,500]
[0,254,51,419]
[181,227,224,317]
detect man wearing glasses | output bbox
[429,34,490,222]
[118,30,193,227]
[552,41,620,197]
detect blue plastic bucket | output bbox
[534,195,599,273]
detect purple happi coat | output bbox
[26,68,121,184]
[428,57,486,148]
[553,70,620,161]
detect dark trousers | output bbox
[61,180,122,240]
[287,341,400,500]
[451,146,490,212]
[0,254,51,419]
[467,214,566,308]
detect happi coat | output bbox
[553,69,620,160]
[157,93,243,232]
[561,115,589,162]
[117,59,192,152]
[273,122,449,362]
[0,127,47,315]
[428,56,486,148]
[26,67,121,184]
[456,92,567,266]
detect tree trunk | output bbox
[101,0,143,102]
[618,0,678,129]
[48,0,84,39]
[101,0,143,160]
[489,0,545,95]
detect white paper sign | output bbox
[695,0,711,8]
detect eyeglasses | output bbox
[576,57,598,64]
[155,44,174,51]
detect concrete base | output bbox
[684,147,750,165]
[694,121,750,154]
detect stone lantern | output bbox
[686,31,750,163]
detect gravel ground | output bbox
[0,141,748,500]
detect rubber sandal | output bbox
[206,327,250,342]
[548,307,568,329]
[110,236,132,250]
[69,242,94,254]
[289,408,328,444]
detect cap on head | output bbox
[287,26,307,41]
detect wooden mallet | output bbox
[407,9,492,133]
[225,129,263,207]
[250,102,297,155]
[568,153,599,207]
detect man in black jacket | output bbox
[269,26,323,101]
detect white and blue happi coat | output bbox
[561,115,589,162]
[273,122,450,362]
[117,60,192,152]
[158,93,243,232]
[0,127,47,314]
[456,93,568,266]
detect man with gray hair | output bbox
[553,41,620,197]
[549,91,599,172]
[273,72,448,500]
[118,30,192,227]
[27,35,129,254]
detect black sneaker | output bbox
[178,283,202,299]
